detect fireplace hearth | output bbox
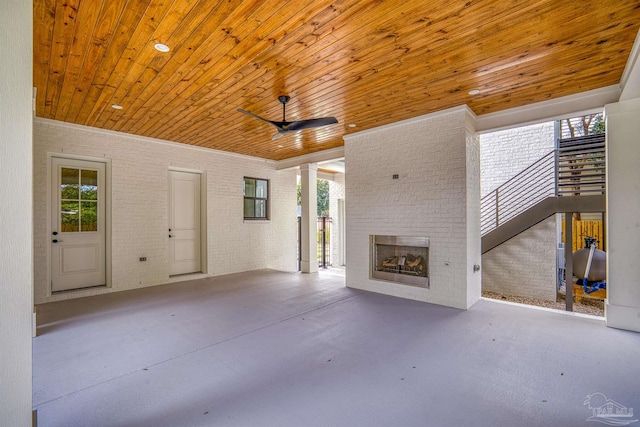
[370,235,429,287]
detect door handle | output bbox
[52,239,63,243]
[169,235,173,238]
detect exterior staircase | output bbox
[481,133,605,254]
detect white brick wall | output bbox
[482,215,558,301]
[480,121,555,196]
[480,121,559,301]
[34,119,297,304]
[344,106,481,309]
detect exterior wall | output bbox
[604,98,640,332]
[480,121,555,196]
[33,119,297,304]
[344,106,481,310]
[329,174,345,266]
[480,121,559,301]
[0,1,33,425]
[482,216,558,301]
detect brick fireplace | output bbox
[344,105,482,309]
[371,235,429,287]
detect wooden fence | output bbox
[562,220,604,252]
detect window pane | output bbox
[81,201,98,231]
[255,199,266,218]
[256,179,267,198]
[244,178,256,197]
[61,201,79,232]
[244,198,255,217]
[61,167,79,199]
[81,169,98,200]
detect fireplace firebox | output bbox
[370,235,429,287]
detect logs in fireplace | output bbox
[370,235,429,287]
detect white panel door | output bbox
[51,158,106,292]
[169,170,201,275]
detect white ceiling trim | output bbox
[275,146,344,171]
[342,105,474,141]
[475,85,621,133]
[35,118,277,165]
[620,28,640,101]
[278,85,623,169]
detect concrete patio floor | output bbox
[33,269,640,426]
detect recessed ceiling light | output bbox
[111,104,123,110]
[277,145,284,148]
[154,43,170,53]
[348,123,357,128]
[468,89,481,95]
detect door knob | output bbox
[169,235,173,238]
[52,239,63,243]
[52,231,58,236]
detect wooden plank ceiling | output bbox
[34,0,640,161]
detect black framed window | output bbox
[243,177,269,219]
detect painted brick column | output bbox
[300,163,318,273]
[604,98,640,332]
[0,1,33,424]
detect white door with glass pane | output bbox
[51,158,106,292]
[169,170,201,275]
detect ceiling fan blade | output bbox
[240,98,337,140]
[288,117,338,131]
[238,109,284,130]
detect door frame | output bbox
[168,167,208,276]
[47,153,112,296]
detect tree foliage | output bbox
[297,179,330,217]
[591,114,605,134]
[60,183,98,231]
[316,179,330,217]
[563,113,605,138]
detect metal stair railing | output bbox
[556,141,606,196]
[481,135,605,236]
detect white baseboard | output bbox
[605,301,640,333]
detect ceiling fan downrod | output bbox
[278,95,290,121]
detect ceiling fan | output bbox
[238,96,338,140]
